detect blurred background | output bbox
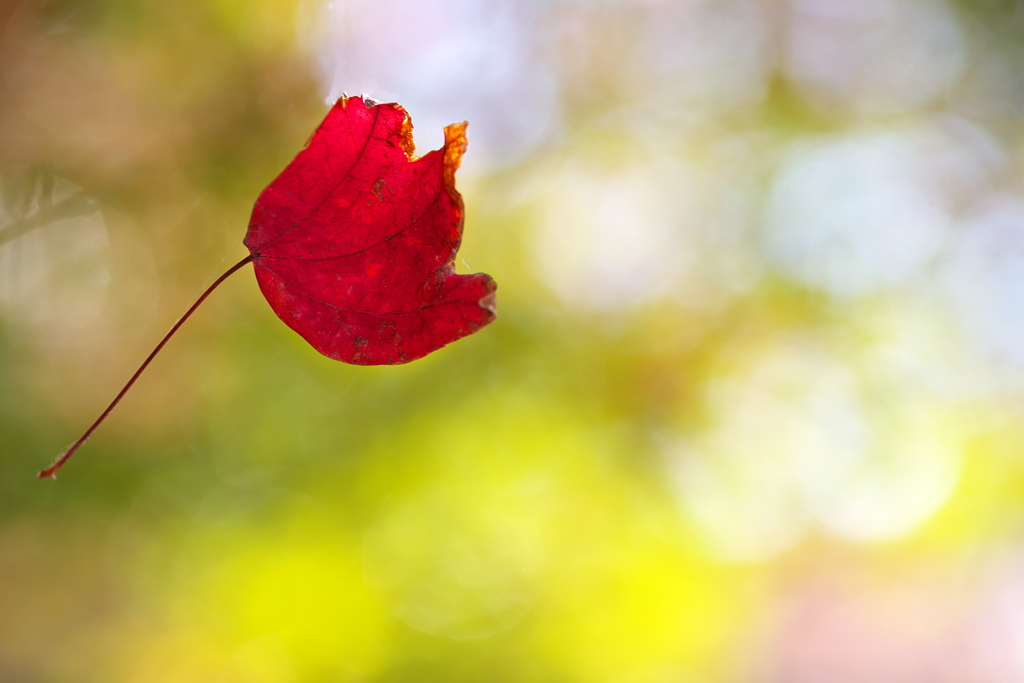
[4,0,1024,680]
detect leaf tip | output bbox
[480,287,498,321]
[334,93,384,110]
[442,121,469,187]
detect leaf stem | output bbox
[38,254,256,479]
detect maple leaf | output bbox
[39,95,496,478]
[245,95,496,365]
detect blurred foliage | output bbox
[6,0,1024,682]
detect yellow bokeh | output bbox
[5,1,1024,682]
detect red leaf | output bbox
[244,95,497,365]
[39,96,495,478]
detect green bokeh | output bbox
[4,1,1024,681]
